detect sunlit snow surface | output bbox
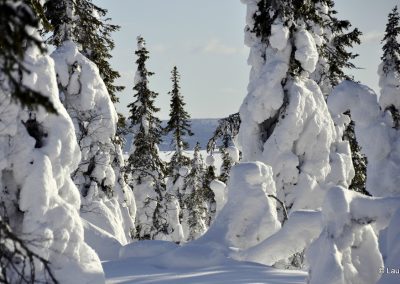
[103,242,306,284]
[104,261,305,284]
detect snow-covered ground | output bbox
[102,241,306,284]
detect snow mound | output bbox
[155,243,227,269]
[236,210,322,266]
[83,219,122,261]
[199,162,281,250]
[119,240,179,260]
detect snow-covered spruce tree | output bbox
[164,66,193,176]
[180,142,209,241]
[127,37,182,242]
[62,0,134,219]
[45,0,135,244]
[379,6,400,129]
[0,3,104,281]
[239,0,354,221]
[207,113,241,183]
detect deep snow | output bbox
[103,240,306,284]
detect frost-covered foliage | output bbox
[127,37,182,242]
[51,41,135,244]
[379,6,400,129]
[239,0,353,223]
[199,162,280,250]
[0,45,104,283]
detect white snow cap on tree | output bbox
[51,40,135,244]
[0,46,104,283]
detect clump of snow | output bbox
[199,162,281,250]
[294,28,318,73]
[270,21,290,51]
[0,46,104,283]
[210,179,227,213]
[226,146,240,163]
[205,154,216,166]
[179,166,190,177]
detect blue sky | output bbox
[94,0,399,119]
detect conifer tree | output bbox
[127,37,182,241]
[342,113,368,195]
[45,0,135,243]
[165,66,194,177]
[203,162,217,226]
[379,6,400,129]
[239,0,354,222]
[207,113,241,183]
[181,143,208,240]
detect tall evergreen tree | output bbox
[127,37,182,241]
[127,36,165,182]
[165,66,194,177]
[239,0,355,230]
[181,142,208,241]
[379,6,400,129]
[45,0,136,243]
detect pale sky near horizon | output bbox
[94,0,400,119]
